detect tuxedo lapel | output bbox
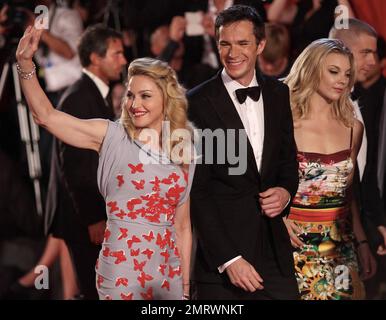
[207,73,259,178]
[207,74,244,131]
[259,74,276,181]
[81,74,115,120]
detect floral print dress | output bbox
[288,140,365,300]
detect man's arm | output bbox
[275,84,299,216]
[40,31,75,59]
[188,96,239,269]
[42,8,83,59]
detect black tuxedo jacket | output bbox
[187,70,298,283]
[45,73,115,243]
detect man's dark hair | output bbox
[78,24,123,67]
[215,5,265,43]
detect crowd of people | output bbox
[1,0,386,300]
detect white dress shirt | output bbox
[221,69,265,171]
[351,99,367,181]
[218,69,265,273]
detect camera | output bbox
[0,0,34,46]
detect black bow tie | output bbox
[235,86,261,104]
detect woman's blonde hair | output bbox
[120,57,193,164]
[284,38,356,127]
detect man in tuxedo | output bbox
[187,5,299,300]
[330,19,386,260]
[45,24,127,299]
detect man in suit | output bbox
[330,19,386,262]
[45,24,127,299]
[187,5,299,300]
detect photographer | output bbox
[0,4,7,34]
[29,0,83,101]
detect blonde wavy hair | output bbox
[120,57,193,164]
[284,38,356,127]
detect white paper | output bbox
[185,11,205,36]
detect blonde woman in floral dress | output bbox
[284,39,377,300]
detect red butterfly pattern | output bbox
[174,246,180,257]
[127,198,142,211]
[133,259,147,272]
[128,163,144,174]
[160,249,170,264]
[166,184,186,203]
[120,292,133,300]
[107,201,119,213]
[115,209,126,220]
[131,179,145,190]
[103,228,111,241]
[161,279,170,291]
[150,176,161,192]
[161,177,172,185]
[115,277,129,287]
[141,248,154,260]
[156,233,167,249]
[183,170,189,183]
[144,213,160,223]
[126,235,141,249]
[169,172,179,182]
[158,264,167,276]
[168,265,181,279]
[117,228,128,240]
[130,248,140,257]
[140,287,153,300]
[137,272,153,288]
[142,230,154,242]
[116,174,124,187]
[110,250,127,265]
[102,247,110,257]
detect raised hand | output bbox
[16,24,43,64]
[202,13,215,37]
[169,16,186,42]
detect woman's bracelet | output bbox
[16,62,36,80]
[183,282,190,286]
[182,294,190,300]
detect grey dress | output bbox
[96,120,194,300]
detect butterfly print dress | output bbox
[96,121,194,300]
